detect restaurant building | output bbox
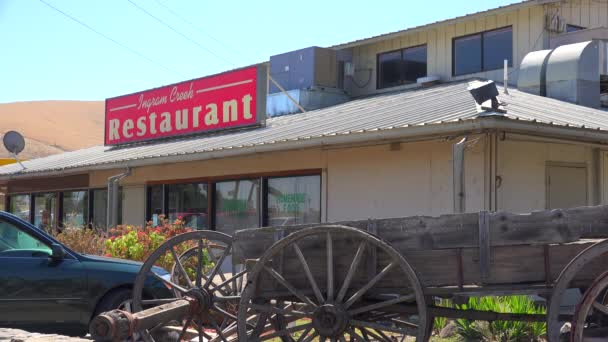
[3,0,608,235]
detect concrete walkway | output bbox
[0,328,91,342]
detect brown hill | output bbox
[0,101,104,159]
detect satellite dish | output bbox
[3,131,25,155]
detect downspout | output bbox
[106,168,131,230]
[453,137,468,213]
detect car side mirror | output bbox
[50,243,66,260]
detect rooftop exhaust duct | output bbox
[518,41,600,108]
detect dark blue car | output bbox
[0,211,171,336]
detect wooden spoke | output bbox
[360,328,390,342]
[264,266,317,307]
[212,302,239,322]
[301,330,319,342]
[210,316,229,342]
[195,239,203,288]
[344,262,395,309]
[251,312,269,339]
[347,328,365,342]
[348,294,416,316]
[151,271,188,293]
[204,243,232,289]
[593,302,608,315]
[211,269,246,293]
[296,326,313,342]
[177,316,193,341]
[207,245,232,292]
[360,328,369,342]
[327,232,334,302]
[293,242,324,304]
[249,303,313,318]
[170,246,193,289]
[337,241,366,303]
[375,328,393,342]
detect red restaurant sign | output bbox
[105,65,267,146]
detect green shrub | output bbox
[453,296,546,342]
[56,216,214,275]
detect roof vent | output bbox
[467,80,506,113]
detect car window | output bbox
[0,219,52,256]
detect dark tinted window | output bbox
[62,191,88,227]
[378,50,402,88]
[483,27,512,70]
[403,45,427,82]
[9,194,30,222]
[453,27,512,76]
[92,188,122,229]
[378,45,427,89]
[453,34,482,76]
[167,183,208,230]
[148,185,163,225]
[215,179,260,235]
[34,193,56,232]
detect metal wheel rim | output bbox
[237,225,428,342]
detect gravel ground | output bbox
[0,328,91,342]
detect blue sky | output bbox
[0,0,518,103]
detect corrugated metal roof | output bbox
[2,79,608,178]
[330,1,536,49]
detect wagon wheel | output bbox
[547,239,608,342]
[132,230,245,342]
[570,271,608,341]
[237,225,428,342]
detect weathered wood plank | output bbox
[233,205,608,263]
[250,239,607,294]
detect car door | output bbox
[0,216,86,328]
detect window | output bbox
[9,194,30,222]
[92,189,107,229]
[62,190,88,227]
[267,175,321,226]
[378,45,427,89]
[453,26,512,76]
[566,24,585,33]
[33,193,56,232]
[0,219,51,256]
[215,179,260,235]
[167,183,208,230]
[146,173,322,233]
[148,185,164,225]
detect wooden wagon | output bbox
[90,205,608,342]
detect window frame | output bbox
[377,44,428,89]
[452,26,513,77]
[146,169,322,231]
